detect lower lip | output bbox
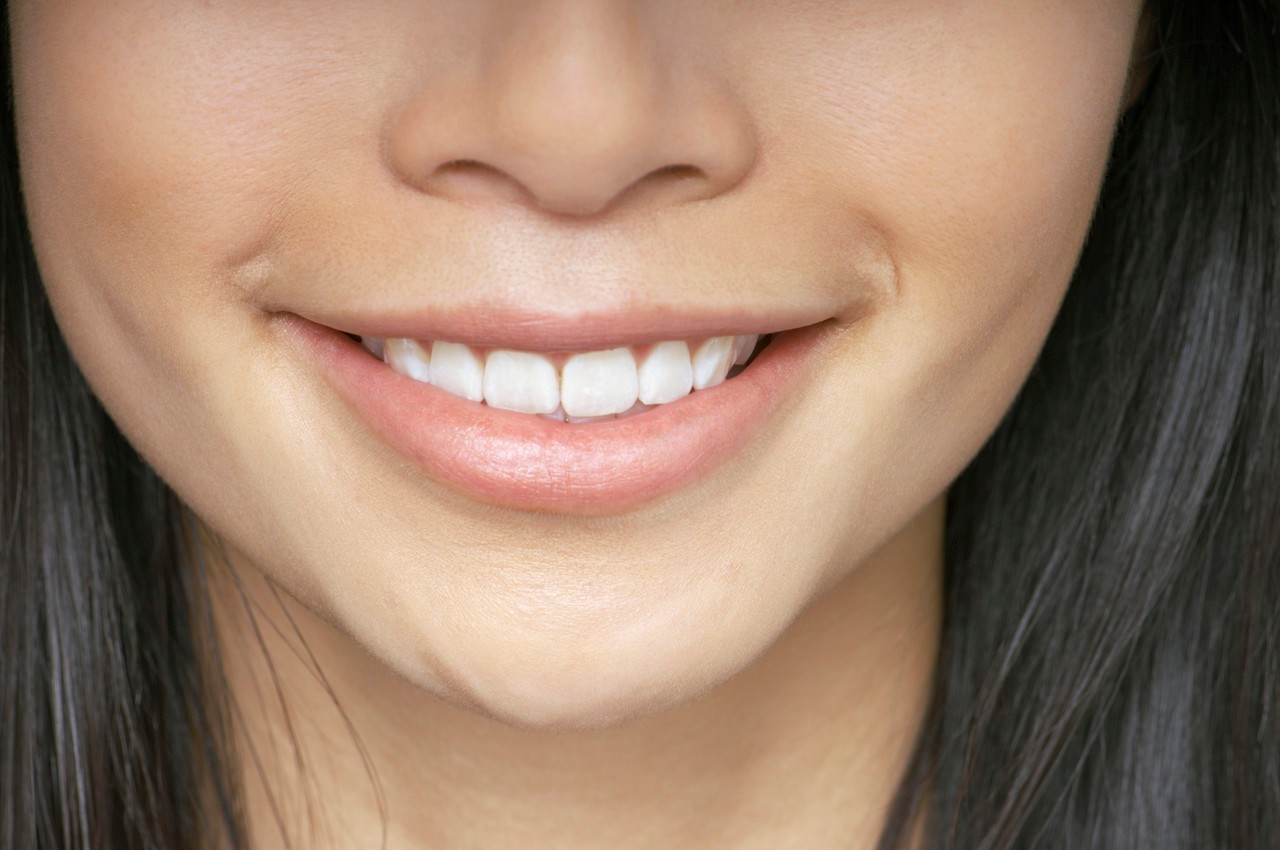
[282,316,832,514]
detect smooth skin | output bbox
[12,1,1148,847]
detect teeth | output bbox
[691,336,735,390]
[375,332,767,422]
[561,348,639,417]
[539,405,568,423]
[483,350,560,415]
[430,341,485,402]
[637,340,693,405]
[384,337,431,382]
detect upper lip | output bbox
[251,226,892,351]
[245,192,897,352]
[282,302,843,351]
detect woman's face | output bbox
[12,1,1144,727]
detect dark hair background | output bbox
[2,1,1277,848]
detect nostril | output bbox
[436,159,499,176]
[589,163,711,214]
[644,163,705,183]
[424,158,535,207]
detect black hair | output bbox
[0,7,245,848]
[2,1,1277,848]
[879,1,1280,846]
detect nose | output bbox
[384,1,757,218]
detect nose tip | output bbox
[384,3,756,218]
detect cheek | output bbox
[835,5,1132,310]
[890,16,1130,442]
[743,3,1139,536]
[11,1,393,479]
[9,4,376,572]
[12,2,388,334]
[839,7,1132,372]
[743,1,1135,293]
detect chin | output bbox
[390,606,758,732]
[445,668,696,732]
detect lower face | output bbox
[12,0,1143,727]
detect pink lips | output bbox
[282,315,830,514]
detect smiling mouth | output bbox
[282,311,834,513]
[357,333,773,423]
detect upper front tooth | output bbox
[384,337,431,382]
[430,341,485,402]
[381,332,757,415]
[637,340,693,405]
[483,350,560,414]
[561,347,639,417]
[691,336,735,390]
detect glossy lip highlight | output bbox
[281,314,835,515]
